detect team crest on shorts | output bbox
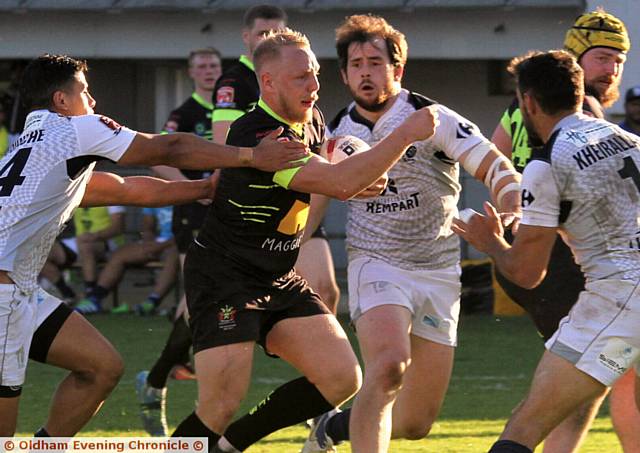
[218,305,237,331]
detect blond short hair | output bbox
[253,28,310,74]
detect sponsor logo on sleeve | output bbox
[456,122,474,139]
[216,86,236,108]
[99,116,122,134]
[521,189,535,207]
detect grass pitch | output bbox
[17,314,622,452]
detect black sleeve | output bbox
[161,106,191,133]
[214,76,254,113]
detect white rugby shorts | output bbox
[0,285,63,387]
[546,279,640,386]
[348,257,461,346]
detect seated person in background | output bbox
[74,205,126,298]
[40,223,78,303]
[75,206,178,314]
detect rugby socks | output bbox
[488,440,533,453]
[325,407,351,443]
[85,285,109,306]
[34,427,50,437]
[91,285,109,301]
[55,278,76,300]
[172,411,221,450]
[147,314,192,389]
[222,377,334,451]
[83,280,96,297]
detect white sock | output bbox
[216,436,241,453]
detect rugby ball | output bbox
[321,135,370,163]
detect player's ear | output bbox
[393,64,404,82]
[340,69,348,85]
[260,72,274,92]
[242,28,251,49]
[51,90,68,112]
[522,92,537,116]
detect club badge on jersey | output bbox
[216,86,236,108]
[99,116,122,134]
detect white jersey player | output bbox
[454,50,640,453]
[0,53,307,437]
[304,15,520,453]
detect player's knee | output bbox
[78,349,124,392]
[199,395,242,427]
[338,364,362,400]
[317,281,340,310]
[317,363,362,406]
[396,414,436,440]
[370,352,411,392]
[102,353,125,389]
[402,423,432,441]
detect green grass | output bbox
[17,314,622,452]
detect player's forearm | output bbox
[164,133,250,170]
[82,175,212,207]
[491,240,545,289]
[124,177,212,206]
[152,165,188,181]
[325,126,413,200]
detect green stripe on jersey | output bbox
[212,109,245,123]
[272,156,312,189]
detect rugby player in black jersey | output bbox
[171,29,438,452]
[213,4,341,314]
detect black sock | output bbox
[84,281,96,297]
[34,427,50,437]
[91,285,109,301]
[172,411,221,451]
[55,278,76,299]
[224,377,334,451]
[488,440,533,453]
[325,407,351,443]
[147,314,192,389]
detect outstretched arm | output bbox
[80,172,218,208]
[287,106,438,200]
[452,201,556,289]
[118,128,308,173]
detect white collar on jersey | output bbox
[550,112,589,135]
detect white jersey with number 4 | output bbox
[521,113,640,282]
[0,110,136,293]
[328,89,494,270]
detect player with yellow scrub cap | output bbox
[564,9,630,108]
